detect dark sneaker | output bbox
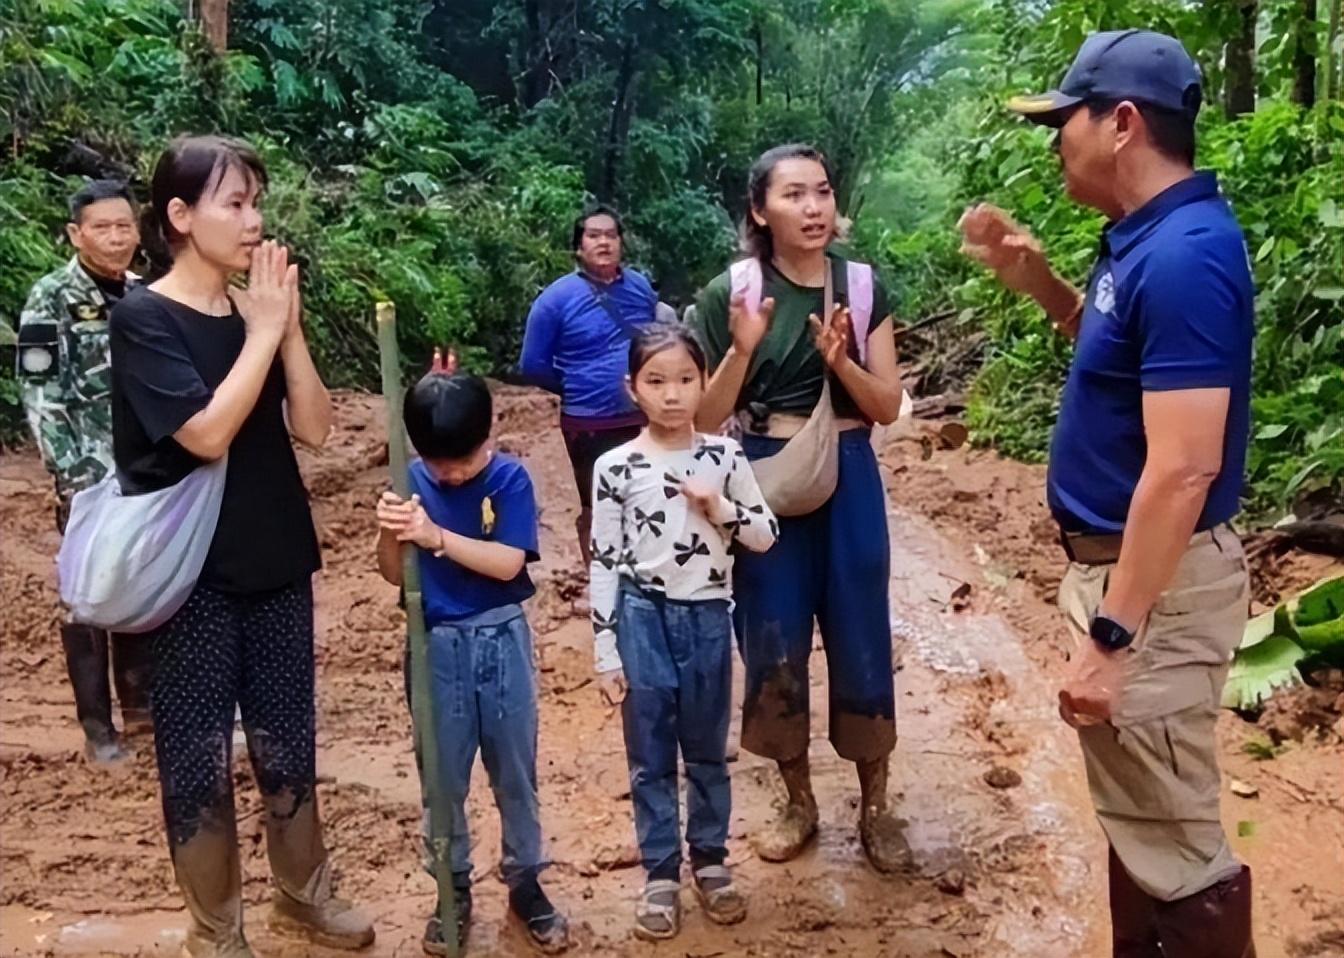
[509,879,570,954]
[422,890,471,956]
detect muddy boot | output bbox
[1108,848,1162,957]
[61,623,128,766]
[268,868,375,951]
[856,756,912,874]
[750,754,819,863]
[1153,865,1255,958]
[182,925,254,958]
[111,632,155,737]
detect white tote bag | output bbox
[57,456,228,633]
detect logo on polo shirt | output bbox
[1093,271,1116,315]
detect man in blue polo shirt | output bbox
[960,31,1256,957]
[519,204,658,563]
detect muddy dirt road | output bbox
[3,389,1341,957]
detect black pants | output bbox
[149,580,330,943]
[561,420,643,564]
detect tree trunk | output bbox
[601,37,637,201]
[754,19,764,105]
[1325,0,1341,100]
[200,0,228,53]
[521,0,547,108]
[1225,1,1258,116]
[1292,0,1318,107]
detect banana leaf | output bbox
[1222,635,1309,710]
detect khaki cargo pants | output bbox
[1057,525,1249,902]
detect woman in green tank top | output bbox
[688,144,910,873]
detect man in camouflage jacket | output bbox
[16,180,154,765]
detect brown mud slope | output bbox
[1,388,1339,957]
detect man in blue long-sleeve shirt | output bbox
[519,205,658,562]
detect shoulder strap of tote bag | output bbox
[582,274,645,340]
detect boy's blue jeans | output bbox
[616,581,733,882]
[405,604,544,889]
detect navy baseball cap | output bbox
[1007,29,1203,128]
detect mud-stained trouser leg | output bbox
[733,433,821,762]
[237,581,330,906]
[818,431,895,762]
[150,586,249,947]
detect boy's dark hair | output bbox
[403,373,493,460]
[69,180,135,223]
[629,322,708,379]
[1087,99,1196,165]
[572,203,625,250]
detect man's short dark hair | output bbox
[572,203,625,250]
[69,180,136,224]
[1087,100,1196,166]
[403,373,493,461]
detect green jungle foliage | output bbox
[2,0,1340,517]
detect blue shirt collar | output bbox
[576,266,625,287]
[1103,171,1221,259]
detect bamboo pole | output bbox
[376,302,459,958]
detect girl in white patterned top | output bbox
[588,323,776,941]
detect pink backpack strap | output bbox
[846,261,874,366]
[729,257,763,319]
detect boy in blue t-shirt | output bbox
[376,372,570,955]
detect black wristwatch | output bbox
[1090,614,1135,652]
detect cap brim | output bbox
[1005,91,1083,127]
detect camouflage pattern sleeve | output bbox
[16,261,116,497]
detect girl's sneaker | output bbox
[508,879,570,954]
[692,864,747,924]
[633,880,681,941]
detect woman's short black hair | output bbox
[403,373,493,461]
[572,203,625,250]
[149,134,267,251]
[628,322,707,379]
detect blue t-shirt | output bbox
[410,454,540,625]
[518,269,658,419]
[1048,172,1254,534]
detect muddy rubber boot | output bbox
[1108,848,1162,957]
[111,632,155,737]
[751,754,819,863]
[181,925,254,958]
[856,756,912,874]
[1153,865,1256,958]
[60,623,128,766]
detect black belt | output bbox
[1059,527,1124,565]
